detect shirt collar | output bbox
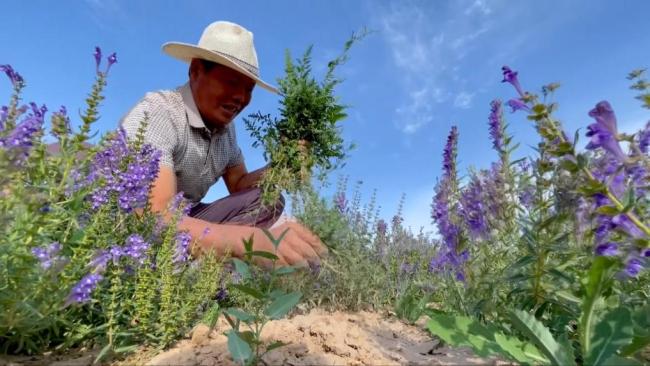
[180,82,209,131]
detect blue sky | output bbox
[2,0,649,232]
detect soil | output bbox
[0,309,508,366]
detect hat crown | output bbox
[198,21,259,72]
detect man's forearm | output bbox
[234,164,268,192]
[177,215,244,258]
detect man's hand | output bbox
[194,220,327,267]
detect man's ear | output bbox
[188,58,201,81]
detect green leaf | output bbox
[601,355,643,366]
[580,257,616,356]
[596,205,620,216]
[232,258,251,280]
[264,291,302,319]
[586,307,634,365]
[426,313,548,364]
[231,284,265,300]
[227,330,252,362]
[94,344,112,364]
[620,335,650,357]
[508,309,575,365]
[225,308,255,323]
[248,251,279,260]
[262,227,290,249]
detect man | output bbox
[120,21,325,267]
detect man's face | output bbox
[189,61,256,129]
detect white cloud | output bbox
[453,91,475,109]
[372,0,497,134]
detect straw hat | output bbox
[162,21,277,93]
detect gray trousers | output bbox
[188,187,284,229]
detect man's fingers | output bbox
[286,222,328,256]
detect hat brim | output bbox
[162,42,278,94]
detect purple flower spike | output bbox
[506,98,530,113]
[31,242,64,270]
[638,121,650,154]
[501,66,526,97]
[488,100,504,152]
[376,219,387,236]
[173,232,192,265]
[93,47,102,73]
[123,234,150,265]
[0,64,24,87]
[334,192,347,214]
[642,249,650,257]
[595,242,619,256]
[66,273,103,305]
[442,126,459,179]
[624,258,644,277]
[612,214,645,239]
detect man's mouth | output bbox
[221,104,239,115]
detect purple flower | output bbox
[66,273,103,305]
[0,103,47,162]
[506,98,530,113]
[215,287,228,302]
[595,242,619,256]
[123,234,150,264]
[1,106,8,129]
[488,100,505,152]
[173,232,192,265]
[501,66,526,98]
[624,258,644,277]
[442,126,459,180]
[460,174,489,240]
[334,192,347,214]
[642,249,650,257]
[87,249,112,272]
[93,47,102,73]
[612,214,645,239]
[638,121,650,153]
[82,129,161,212]
[376,219,387,236]
[106,52,118,75]
[31,242,64,270]
[0,64,24,87]
[586,101,626,162]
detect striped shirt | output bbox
[120,83,244,203]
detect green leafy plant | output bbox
[222,230,302,365]
[244,31,366,205]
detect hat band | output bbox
[210,49,260,77]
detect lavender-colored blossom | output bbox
[173,232,192,265]
[586,101,626,162]
[642,249,650,257]
[612,214,645,239]
[87,249,111,272]
[376,219,387,236]
[0,103,47,157]
[488,100,504,152]
[123,234,150,264]
[391,214,403,228]
[638,121,650,153]
[31,242,63,270]
[624,258,644,277]
[93,47,102,73]
[506,98,530,113]
[83,128,161,212]
[215,287,228,301]
[518,185,535,210]
[501,66,526,97]
[66,273,103,305]
[334,192,347,214]
[460,174,489,240]
[595,242,619,256]
[106,52,117,75]
[442,126,459,180]
[0,106,8,130]
[0,64,24,87]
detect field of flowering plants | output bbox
[1,45,650,366]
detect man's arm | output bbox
[222,163,268,194]
[151,166,325,265]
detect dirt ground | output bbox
[1,309,508,366]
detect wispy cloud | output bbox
[84,0,129,31]
[369,0,568,135]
